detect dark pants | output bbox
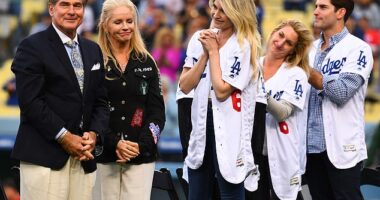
[305,151,363,200]
[188,102,245,200]
[177,98,193,160]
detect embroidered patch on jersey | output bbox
[131,108,143,127]
[357,50,367,70]
[236,158,244,167]
[139,80,148,95]
[343,144,356,152]
[279,121,289,134]
[290,177,300,186]
[294,80,303,100]
[149,123,161,144]
[229,57,241,78]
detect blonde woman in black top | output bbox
[96,0,165,199]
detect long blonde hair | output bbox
[269,19,313,76]
[209,0,262,78]
[98,0,153,66]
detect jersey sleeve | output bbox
[340,42,373,81]
[183,31,204,69]
[222,39,252,91]
[280,67,309,110]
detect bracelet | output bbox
[58,130,68,143]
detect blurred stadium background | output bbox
[1,0,380,199]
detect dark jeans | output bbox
[177,98,193,160]
[306,151,363,200]
[188,102,245,200]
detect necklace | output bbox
[119,62,127,73]
[117,56,129,73]
[114,50,130,72]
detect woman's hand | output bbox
[199,29,219,53]
[115,140,140,163]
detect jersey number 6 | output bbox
[231,90,241,112]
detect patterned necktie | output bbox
[66,40,84,93]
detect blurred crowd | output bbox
[1,0,380,137]
[0,1,380,199]
[0,0,215,140]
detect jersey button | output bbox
[121,100,125,104]
[122,82,126,86]
[121,116,125,120]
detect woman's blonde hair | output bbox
[152,26,179,49]
[269,19,314,76]
[209,0,262,78]
[98,0,153,66]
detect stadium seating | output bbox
[360,167,380,199]
[152,168,179,200]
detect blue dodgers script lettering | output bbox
[268,90,284,101]
[321,57,346,75]
[192,57,198,64]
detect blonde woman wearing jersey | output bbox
[179,0,261,199]
[253,20,313,200]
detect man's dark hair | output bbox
[330,0,354,22]
[49,0,88,5]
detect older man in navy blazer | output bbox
[10,0,109,199]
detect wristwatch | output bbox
[94,132,103,157]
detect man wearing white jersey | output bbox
[306,0,373,199]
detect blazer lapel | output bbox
[47,26,83,96]
[78,36,91,97]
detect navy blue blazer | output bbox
[11,25,109,173]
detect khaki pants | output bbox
[97,162,155,200]
[20,157,95,200]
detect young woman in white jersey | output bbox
[251,20,313,200]
[179,0,261,199]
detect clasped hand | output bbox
[199,29,219,52]
[116,140,140,163]
[60,131,97,161]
